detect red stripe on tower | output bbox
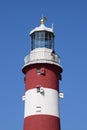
[22,17,63,130]
[24,115,61,130]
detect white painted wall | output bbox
[24,88,59,118]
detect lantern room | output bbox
[30,18,55,51]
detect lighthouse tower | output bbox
[22,18,63,130]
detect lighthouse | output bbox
[22,17,63,130]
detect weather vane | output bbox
[40,15,47,24]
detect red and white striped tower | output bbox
[22,18,63,130]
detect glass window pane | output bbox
[31,31,54,50]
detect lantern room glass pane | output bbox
[31,31,54,50]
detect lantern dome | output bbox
[30,18,55,50]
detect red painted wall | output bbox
[24,115,60,130]
[23,64,62,91]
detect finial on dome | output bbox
[40,16,47,24]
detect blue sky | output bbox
[0,0,87,130]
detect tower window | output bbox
[59,74,62,80]
[36,68,45,75]
[36,68,41,75]
[37,87,40,92]
[36,106,41,112]
[24,76,26,83]
[36,85,44,95]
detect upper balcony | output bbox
[23,48,61,67]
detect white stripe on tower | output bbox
[24,88,59,118]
